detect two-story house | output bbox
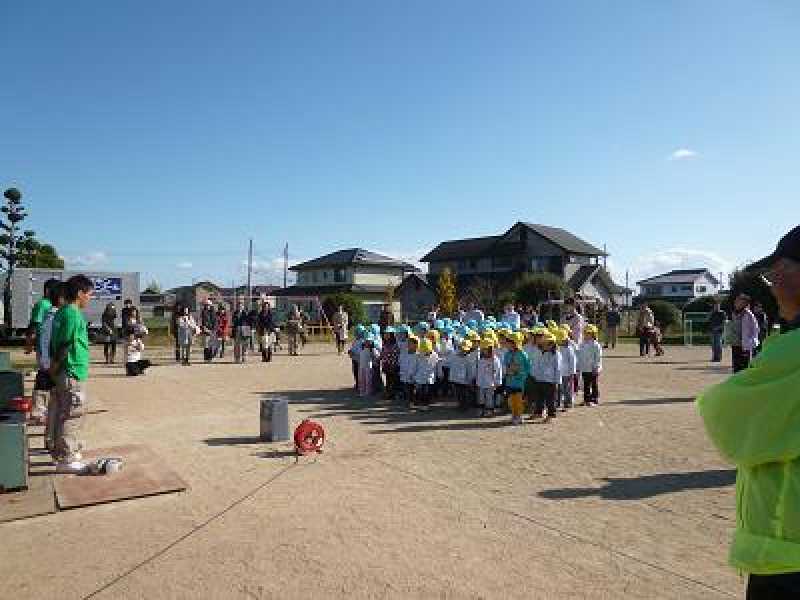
[277,248,419,321]
[421,222,624,305]
[636,269,722,306]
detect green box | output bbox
[0,371,24,412]
[0,412,28,491]
[0,352,11,372]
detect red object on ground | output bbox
[8,396,32,413]
[294,419,325,455]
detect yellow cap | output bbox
[418,338,434,354]
[427,329,440,343]
[560,323,572,334]
[585,324,599,337]
[460,339,473,352]
[554,328,568,344]
[509,332,525,348]
[541,330,557,344]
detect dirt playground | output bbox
[1,342,742,599]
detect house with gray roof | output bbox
[276,248,419,321]
[636,268,721,305]
[421,222,624,305]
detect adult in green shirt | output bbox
[25,277,60,354]
[49,274,94,469]
[27,278,60,420]
[697,225,800,599]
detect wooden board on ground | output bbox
[0,475,56,523]
[54,444,187,510]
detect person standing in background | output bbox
[232,300,252,364]
[604,303,621,350]
[256,301,275,362]
[171,302,183,362]
[752,301,769,356]
[332,305,349,355]
[561,298,585,345]
[101,302,118,364]
[26,278,60,422]
[708,300,726,363]
[216,304,230,358]
[730,293,760,373]
[636,304,655,357]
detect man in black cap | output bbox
[697,224,800,599]
[750,224,800,332]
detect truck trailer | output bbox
[1,268,140,336]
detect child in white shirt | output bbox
[399,336,419,406]
[577,325,603,406]
[125,332,152,376]
[531,332,562,422]
[413,338,439,407]
[557,329,577,410]
[448,339,472,410]
[476,341,503,416]
[358,338,379,397]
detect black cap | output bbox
[748,225,800,271]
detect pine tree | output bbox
[437,267,458,316]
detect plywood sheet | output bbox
[54,444,187,510]
[0,475,56,523]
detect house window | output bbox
[681,285,692,292]
[334,269,346,283]
[312,271,319,283]
[323,271,329,281]
[493,256,512,269]
[531,257,547,271]
[696,285,707,293]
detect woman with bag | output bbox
[232,300,252,364]
[177,306,200,365]
[256,301,275,362]
[101,302,118,364]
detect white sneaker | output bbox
[56,460,89,474]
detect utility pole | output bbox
[247,238,253,307]
[283,242,288,289]
[603,244,607,269]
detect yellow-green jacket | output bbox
[697,329,800,574]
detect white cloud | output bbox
[241,257,301,285]
[629,247,734,287]
[66,251,109,268]
[668,148,698,161]
[176,261,193,269]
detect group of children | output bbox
[348,316,603,425]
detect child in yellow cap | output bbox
[557,326,577,411]
[503,332,531,425]
[413,338,439,407]
[476,338,503,416]
[531,330,562,422]
[449,339,474,410]
[399,335,419,406]
[577,324,603,406]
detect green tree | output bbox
[728,268,779,324]
[436,267,458,316]
[647,300,682,332]
[514,272,568,308]
[14,236,65,268]
[143,280,162,294]
[322,293,368,327]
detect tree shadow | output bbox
[203,436,263,446]
[676,365,731,373]
[252,449,298,459]
[615,397,695,406]
[539,469,736,501]
[256,388,504,431]
[370,419,512,435]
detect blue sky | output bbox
[1,1,797,289]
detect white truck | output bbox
[1,268,140,337]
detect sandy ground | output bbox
[1,342,742,599]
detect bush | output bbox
[728,269,779,323]
[683,295,721,314]
[322,293,368,327]
[646,300,682,333]
[514,273,568,308]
